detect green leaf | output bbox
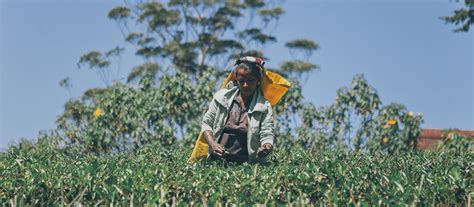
[280,60,318,73]
[108,6,131,20]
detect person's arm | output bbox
[257,104,274,157]
[201,98,225,157]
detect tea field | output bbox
[1,144,472,206]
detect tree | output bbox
[56,0,320,153]
[55,0,425,155]
[441,0,474,32]
[103,0,319,77]
[296,75,424,154]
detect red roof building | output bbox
[417,128,474,150]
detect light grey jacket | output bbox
[201,85,274,163]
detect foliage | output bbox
[54,69,424,155]
[441,0,474,32]
[56,68,217,154]
[272,79,304,148]
[285,39,319,59]
[59,77,73,98]
[437,129,474,155]
[297,74,380,151]
[297,74,423,154]
[280,60,318,74]
[367,103,424,154]
[126,62,160,84]
[78,47,125,86]
[1,144,472,206]
[102,0,303,75]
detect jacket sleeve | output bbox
[259,104,275,146]
[201,98,218,132]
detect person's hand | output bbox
[257,143,273,157]
[210,141,225,157]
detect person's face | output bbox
[235,67,259,98]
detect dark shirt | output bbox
[217,92,249,163]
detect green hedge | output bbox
[1,144,472,206]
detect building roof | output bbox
[417,128,473,149]
[420,128,474,139]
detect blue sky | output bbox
[1,0,472,149]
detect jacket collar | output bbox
[214,86,267,113]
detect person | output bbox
[202,57,274,164]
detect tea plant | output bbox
[1,143,471,206]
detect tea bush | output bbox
[1,143,472,206]
[438,129,474,155]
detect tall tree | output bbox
[57,0,320,153]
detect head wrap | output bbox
[234,56,265,79]
[236,56,265,66]
[221,56,291,106]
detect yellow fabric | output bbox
[260,70,292,106]
[188,69,291,164]
[220,70,236,89]
[187,131,209,164]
